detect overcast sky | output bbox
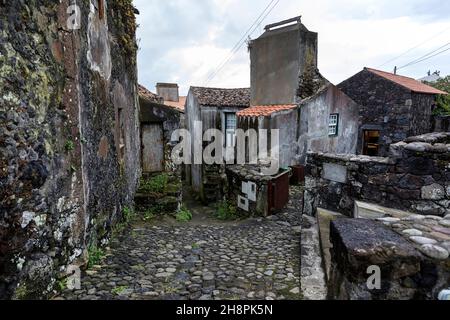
[134,0,450,96]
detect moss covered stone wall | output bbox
[0,0,140,299]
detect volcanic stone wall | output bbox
[304,133,450,218]
[0,0,140,299]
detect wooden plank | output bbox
[142,124,164,173]
[264,16,301,31]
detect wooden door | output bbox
[142,124,164,173]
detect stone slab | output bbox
[330,219,422,279]
[354,201,412,220]
[322,163,347,183]
[317,208,346,282]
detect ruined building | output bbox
[339,68,447,156]
[239,16,360,168]
[0,1,140,299]
[136,85,183,215]
[185,87,251,203]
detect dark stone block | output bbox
[20,161,48,188]
[401,157,435,176]
[398,174,434,190]
[330,219,421,280]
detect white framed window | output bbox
[225,113,237,147]
[329,114,339,136]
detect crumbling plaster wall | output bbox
[0,0,140,299]
[297,84,360,164]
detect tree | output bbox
[425,76,450,116]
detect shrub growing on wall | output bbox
[426,76,450,115]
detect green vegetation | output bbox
[123,206,135,223]
[13,284,29,300]
[216,200,237,221]
[65,140,75,152]
[57,278,68,291]
[139,174,169,194]
[425,76,450,115]
[110,0,138,77]
[176,206,193,222]
[87,245,106,269]
[143,208,155,222]
[113,206,136,236]
[112,286,128,296]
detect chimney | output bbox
[156,83,179,102]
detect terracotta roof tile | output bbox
[237,105,297,117]
[191,87,250,107]
[366,68,447,95]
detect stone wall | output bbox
[304,133,450,218]
[433,115,450,133]
[0,0,140,299]
[226,166,271,217]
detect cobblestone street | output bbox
[59,188,303,301]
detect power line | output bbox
[204,0,281,85]
[206,0,281,85]
[203,0,277,84]
[378,25,450,68]
[398,42,450,70]
[204,0,279,85]
[398,46,450,71]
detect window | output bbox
[328,114,339,136]
[225,113,237,148]
[363,130,380,156]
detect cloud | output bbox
[134,0,450,95]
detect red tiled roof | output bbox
[237,105,297,117]
[365,68,447,95]
[164,96,186,112]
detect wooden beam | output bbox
[264,16,301,31]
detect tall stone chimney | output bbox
[249,16,320,105]
[156,83,179,102]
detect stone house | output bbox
[338,67,447,157]
[138,85,182,175]
[185,86,251,202]
[0,1,140,299]
[137,85,183,215]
